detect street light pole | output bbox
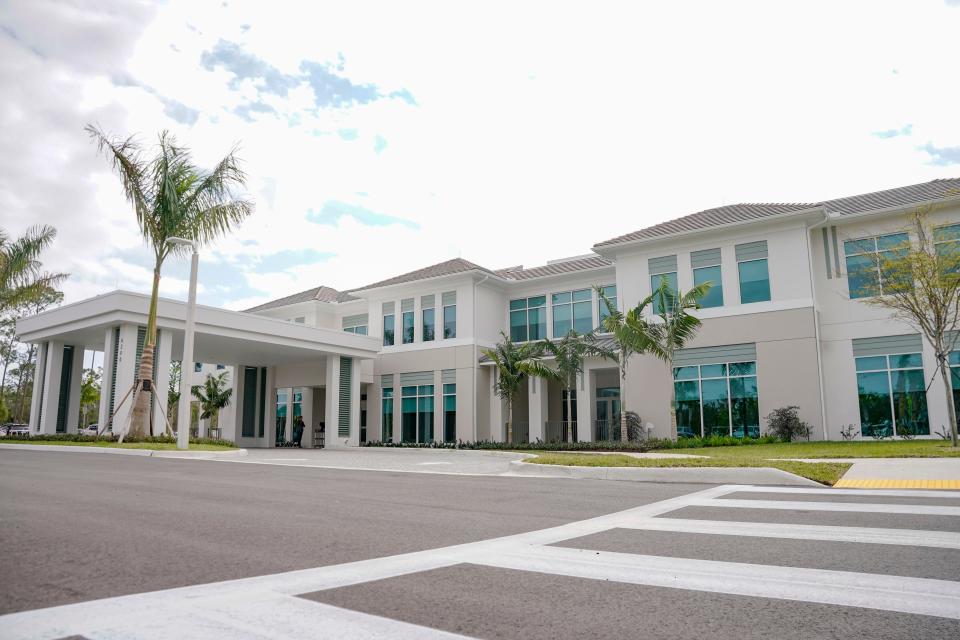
[169,237,199,451]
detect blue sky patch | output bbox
[306,200,419,229]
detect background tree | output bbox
[858,204,960,447]
[482,332,554,443]
[191,371,233,438]
[87,126,253,439]
[167,360,182,431]
[632,280,709,437]
[598,288,654,441]
[13,289,63,422]
[0,225,66,315]
[79,367,101,429]
[537,330,616,442]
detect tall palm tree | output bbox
[597,287,652,441]
[87,126,253,438]
[641,280,710,437]
[538,330,616,442]
[191,371,233,438]
[0,225,65,314]
[482,332,554,443]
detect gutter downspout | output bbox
[806,213,831,440]
[472,273,491,442]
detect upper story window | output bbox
[691,248,723,308]
[194,362,202,372]
[552,289,592,336]
[382,301,395,346]
[342,313,369,336]
[648,255,677,315]
[843,233,908,299]
[934,224,960,257]
[421,295,435,342]
[509,295,546,342]
[293,316,305,324]
[597,285,617,329]
[216,364,225,370]
[401,298,414,344]
[442,291,457,338]
[735,241,771,304]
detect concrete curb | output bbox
[0,444,248,458]
[505,459,823,486]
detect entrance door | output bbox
[595,387,621,440]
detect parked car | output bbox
[79,424,100,436]
[2,424,29,436]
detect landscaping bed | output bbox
[0,433,236,451]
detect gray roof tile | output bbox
[351,258,498,291]
[594,178,960,249]
[495,256,612,280]
[243,285,356,313]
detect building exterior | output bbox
[17,178,960,446]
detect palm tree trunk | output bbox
[619,363,628,442]
[506,397,513,444]
[939,358,959,448]
[129,265,162,439]
[670,373,678,439]
[565,385,574,443]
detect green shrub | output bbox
[764,406,812,442]
[0,432,235,447]
[361,434,779,452]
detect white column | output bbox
[97,327,116,434]
[111,324,140,434]
[528,376,548,443]
[28,342,48,433]
[433,369,443,443]
[324,356,340,447]
[300,386,314,447]
[65,346,83,433]
[576,368,595,442]
[265,367,278,447]
[152,330,173,436]
[218,365,241,443]
[348,358,361,447]
[36,340,64,435]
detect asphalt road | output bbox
[1,448,959,640]
[0,449,695,615]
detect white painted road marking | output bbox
[3,483,959,639]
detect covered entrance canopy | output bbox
[16,291,381,447]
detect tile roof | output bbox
[594,178,960,249]
[351,258,499,291]
[242,285,356,313]
[495,255,612,280]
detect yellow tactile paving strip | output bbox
[834,478,960,489]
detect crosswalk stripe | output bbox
[619,517,960,548]
[721,486,960,499]
[686,497,960,516]
[472,544,960,620]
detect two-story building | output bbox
[17,177,960,445]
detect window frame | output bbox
[736,258,771,304]
[401,384,435,443]
[673,361,760,438]
[381,388,394,442]
[843,232,910,299]
[551,288,593,337]
[509,295,547,342]
[442,383,456,442]
[855,351,929,437]
[422,303,435,342]
[693,264,724,308]
[597,284,617,331]
[382,313,395,346]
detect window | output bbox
[509,296,546,342]
[735,241,771,304]
[844,233,909,298]
[856,353,929,437]
[344,325,368,335]
[294,317,305,324]
[442,291,457,338]
[401,385,434,443]
[934,224,960,275]
[343,314,369,336]
[383,314,395,346]
[241,366,257,438]
[691,248,724,308]
[443,383,456,442]
[194,362,202,373]
[597,284,617,329]
[401,298,414,344]
[382,388,394,442]
[674,362,759,438]
[649,272,678,314]
[422,295,435,342]
[950,352,960,430]
[216,364,225,370]
[552,289,592,336]
[275,390,287,445]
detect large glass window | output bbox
[597,285,617,329]
[401,385,434,443]
[509,295,547,342]
[950,352,960,430]
[402,310,414,344]
[382,388,393,442]
[552,289,592,336]
[383,314,395,346]
[422,306,435,342]
[443,304,456,338]
[443,383,456,442]
[674,362,759,438]
[844,233,909,299]
[856,353,929,437]
[344,325,368,335]
[694,265,723,308]
[738,259,770,303]
[650,272,678,314]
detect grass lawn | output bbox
[670,439,960,459]
[525,452,850,486]
[0,439,235,451]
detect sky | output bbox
[1,0,959,312]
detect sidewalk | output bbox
[783,457,960,489]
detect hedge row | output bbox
[0,433,236,447]
[362,434,781,452]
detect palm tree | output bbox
[597,287,651,441]
[87,126,253,439]
[0,225,65,314]
[641,280,710,437]
[191,371,233,439]
[482,332,554,443]
[538,330,616,442]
